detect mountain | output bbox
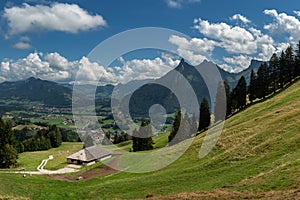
[0,77,72,107]
[218,59,264,88]
[0,60,263,110]
[127,59,263,116]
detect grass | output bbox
[16,142,83,171]
[115,132,169,151]
[0,80,299,199]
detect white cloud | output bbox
[168,35,216,65]
[275,42,290,54]
[13,42,32,50]
[44,52,71,70]
[165,0,201,9]
[166,0,181,8]
[264,9,300,44]
[230,14,251,24]
[223,55,252,72]
[192,17,281,63]
[194,18,256,54]
[294,11,300,17]
[169,35,217,53]
[0,51,180,85]
[218,63,236,73]
[0,52,74,82]
[3,3,107,35]
[248,27,276,60]
[176,49,208,65]
[114,56,180,84]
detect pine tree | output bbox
[224,81,232,117]
[190,113,198,135]
[256,63,269,99]
[168,110,181,143]
[132,121,153,151]
[214,81,227,122]
[295,41,300,77]
[249,70,257,103]
[177,112,192,142]
[132,129,139,152]
[198,98,211,132]
[232,76,247,111]
[269,53,280,93]
[0,118,18,168]
[285,46,295,82]
[48,125,62,148]
[279,51,289,88]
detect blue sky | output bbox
[0,0,300,84]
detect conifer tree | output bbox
[256,63,269,99]
[295,41,300,77]
[168,110,181,142]
[224,81,232,117]
[0,118,18,168]
[198,98,211,132]
[190,113,198,135]
[285,46,295,82]
[279,51,287,88]
[269,53,280,93]
[232,76,247,111]
[214,81,227,122]
[249,70,257,103]
[132,121,153,151]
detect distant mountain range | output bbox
[0,59,263,109]
[0,77,72,107]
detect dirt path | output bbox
[0,155,78,175]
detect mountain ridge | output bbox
[0,59,264,109]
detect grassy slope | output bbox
[0,80,299,199]
[116,132,169,151]
[17,143,83,171]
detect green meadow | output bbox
[0,80,299,199]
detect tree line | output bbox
[219,44,300,119]
[161,44,300,146]
[0,119,81,168]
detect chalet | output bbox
[67,145,112,166]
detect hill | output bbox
[0,77,72,107]
[0,79,299,199]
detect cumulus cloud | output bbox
[230,14,251,24]
[13,42,32,50]
[264,9,300,43]
[169,35,217,53]
[44,52,71,70]
[191,17,287,70]
[3,3,107,35]
[113,56,179,84]
[165,0,201,8]
[168,35,216,65]
[194,18,257,54]
[222,55,252,72]
[0,51,180,85]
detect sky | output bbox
[0,0,300,84]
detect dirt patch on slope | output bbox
[48,154,121,182]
